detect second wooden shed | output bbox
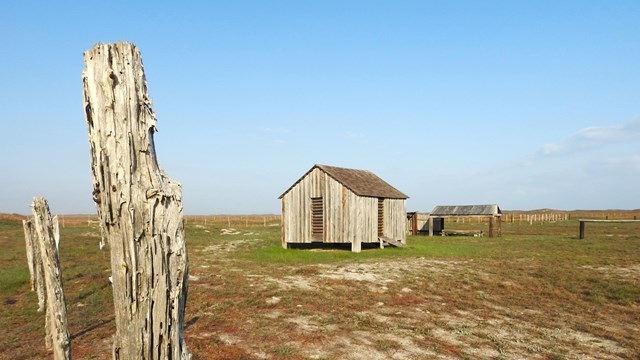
[428,204,502,238]
[279,164,409,252]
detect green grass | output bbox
[244,220,638,263]
[1,215,639,359]
[218,219,640,307]
[208,220,640,314]
[0,220,31,294]
[0,267,29,294]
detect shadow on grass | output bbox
[185,316,200,330]
[287,242,382,251]
[77,282,110,301]
[72,318,113,339]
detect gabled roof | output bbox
[279,164,408,199]
[431,204,501,217]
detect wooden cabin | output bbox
[428,204,502,238]
[279,164,409,252]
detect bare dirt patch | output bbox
[581,264,640,279]
[198,256,638,359]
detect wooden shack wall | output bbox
[417,213,430,233]
[281,168,406,245]
[323,172,346,243]
[341,194,378,244]
[383,198,407,243]
[282,167,323,244]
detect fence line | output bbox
[451,213,638,224]
[184,215,281,227]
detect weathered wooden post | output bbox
[82,42,190,359]
[31,197,71,359]
[488,217,494,238]
[23,220,36,290]
[23,219,46,311]
[579,220,585,240]
[413,213,418,235]
[352,236,362,253]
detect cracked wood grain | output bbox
[82,42,190,360]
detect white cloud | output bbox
[603,154,640,172]
[466,119,640,209]
[538,118,640,157]
[540,143,564,155]
[577,122,639,141]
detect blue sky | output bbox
[1,1,639,214]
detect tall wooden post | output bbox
[82,42,190,359]
[579,221,585,240]
[488,217,494,238]
[23,219,46,311]
[31,197,71,359]
[23,220,36,291]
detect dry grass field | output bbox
[1,211,639,359]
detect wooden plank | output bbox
[380,236,406,248]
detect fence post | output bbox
[31,198,71,359]
[83,42,190,359]
[23,219,46,311]
[22,220,37,291]
[488,217,494,238]
[579,221,585,240]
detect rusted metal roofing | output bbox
[279,164,408,199]
[431,204,501,217]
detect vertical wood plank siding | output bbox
[282,168,406,245]
[384,198,407,244]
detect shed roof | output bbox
[431,204,501,217]
[279,164,408,199]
